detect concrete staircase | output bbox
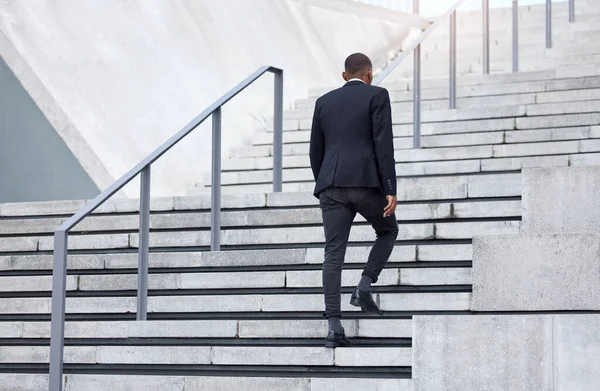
[2,1,600,390]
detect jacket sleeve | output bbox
[309,99,325,181]
[371,88,397,195]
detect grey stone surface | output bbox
[417,244,472,261]
[398,183,467,201]
[149,295,262,313]
[0,374,52,391]
[0,275,78,292]
[472,234,600,311]
[395,145,493,163]
[493,140,580,158]
[553,315,600,391]
[305,245,416,264]
[0,200,86,217]
[421,131,504,148]
[0,256,10,270]
[173,193,267,210]
[378,292,471,311]
[452,200,521,218]
[260,294,357,313]
[504,126,590,144]
[38,234,130,251]
[0,237,38,252]
[526,99,600,116]
[201,249,307,267]
[412,315,553,391]
[78,274,179,291]
[334,348,411,367]
[238,319,358,338]
[395,118,515,137]
[0,298,50,314]
[9,254,105,270]
[467,173,521,198]
[186,377,310,391]
[64,375,185,391]
[0,346,97,363]
[536,88,600,103]
[569,152,600,167]
[310,378,411,391]
[104,252,203,269]
[21,321,128,339]
[0,217,62,234]
[435,221,520,239]
[579,138,600,153]
[66,297,136,313]
[285,268,398,288]
[266,192,317,207]
[130,231,209,248]
[396,160,481,176]
[482,155,570,172]
[516,113,600,129]
[180,271,285,289]
[0,322,22,338]
[523,166,600,234]
[357,319,413,338]
[212,347,333,366]
[97,346,212,364]
[129,320,238,338]
[393,105,526,125]
[400,268,472,286]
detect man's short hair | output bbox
[345,53,373,75]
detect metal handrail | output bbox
[47,65,284,391]
[374,0,575,149]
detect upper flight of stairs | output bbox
[2,1,600,390]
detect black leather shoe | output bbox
[325,331,352,348]
[350,288,383,315]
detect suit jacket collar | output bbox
[344,80,365,87]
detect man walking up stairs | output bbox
[310,53,400,348]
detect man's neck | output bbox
[347,78,366,84]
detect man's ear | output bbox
[342,71,348,81]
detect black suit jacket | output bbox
[309,80,397,198]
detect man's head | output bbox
[343,53,373,85]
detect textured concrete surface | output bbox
[0,0,409,198]
[413,315,553,391]
[413,314,600,391]
[523,166,600,234]
[472,234,600,311]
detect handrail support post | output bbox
[136,165,151,321]
[449,10,457,110]
[483,0,490,74]
[413,0,421,148]
[513,0,519,72]
[569,0,575,23]
[273,71,284,192]
[211,107,222,252]
[48,230,68,391]
[546,0,552,49]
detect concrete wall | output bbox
[472,234,600,311]
[0,56,99,203]
[523,166,600,235]
[413,314,600,391]
[0,0,410,198]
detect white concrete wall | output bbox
[413,315,600,391]
[0,0,410,198]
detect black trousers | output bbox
[319,187,399,319]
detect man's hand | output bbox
[383,195,398,217]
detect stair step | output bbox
[0,374,413,391]
[0,292,471,314]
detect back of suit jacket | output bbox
[309,80,397,198]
